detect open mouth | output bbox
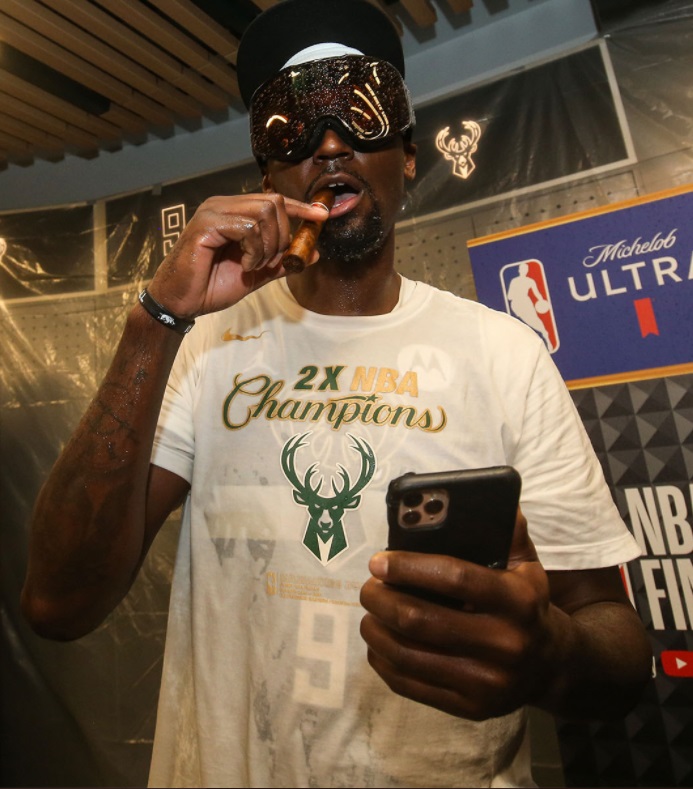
[323,181,363,217]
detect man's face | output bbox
[263,129,416,267]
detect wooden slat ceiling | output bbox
[0,0,474,171]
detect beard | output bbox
[317,208,386,267]
[316,189,388,269]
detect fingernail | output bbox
[311,201,331,213]
[369,552,388,578]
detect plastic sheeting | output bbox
[2,2,693,786]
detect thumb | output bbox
[507,507,539,569]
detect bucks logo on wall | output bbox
[281,432,376,565]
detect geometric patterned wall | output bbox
[559,376,693,788]
[573,378,693,489]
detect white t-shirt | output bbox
[149,277,639,788]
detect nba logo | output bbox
[500,259,560,353]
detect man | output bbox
[22,0,651,786]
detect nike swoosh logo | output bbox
[222,330,268,342]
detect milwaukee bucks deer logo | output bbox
[281,432,376,565]
[436,120,482,179]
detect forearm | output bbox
[536,600,652,720]
[22,304,182,640]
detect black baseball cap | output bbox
[237,0,405,108]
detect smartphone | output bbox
[386,466,521,569]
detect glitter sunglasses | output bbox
[249,55,415,161]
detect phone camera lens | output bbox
[402,491,423,509]
[424,498,444,515]
[403,492,423,508]
[402,510,421,526]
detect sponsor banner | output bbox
[468,185,693,386]
[562,379,693,787]
[469,190,693,786]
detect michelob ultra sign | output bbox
[468,185,693,387]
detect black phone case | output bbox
[386,466,521,569]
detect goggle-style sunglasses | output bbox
[249,55,415,161]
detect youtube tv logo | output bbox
[661,651,693,677]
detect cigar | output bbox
[282,187,335,274]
